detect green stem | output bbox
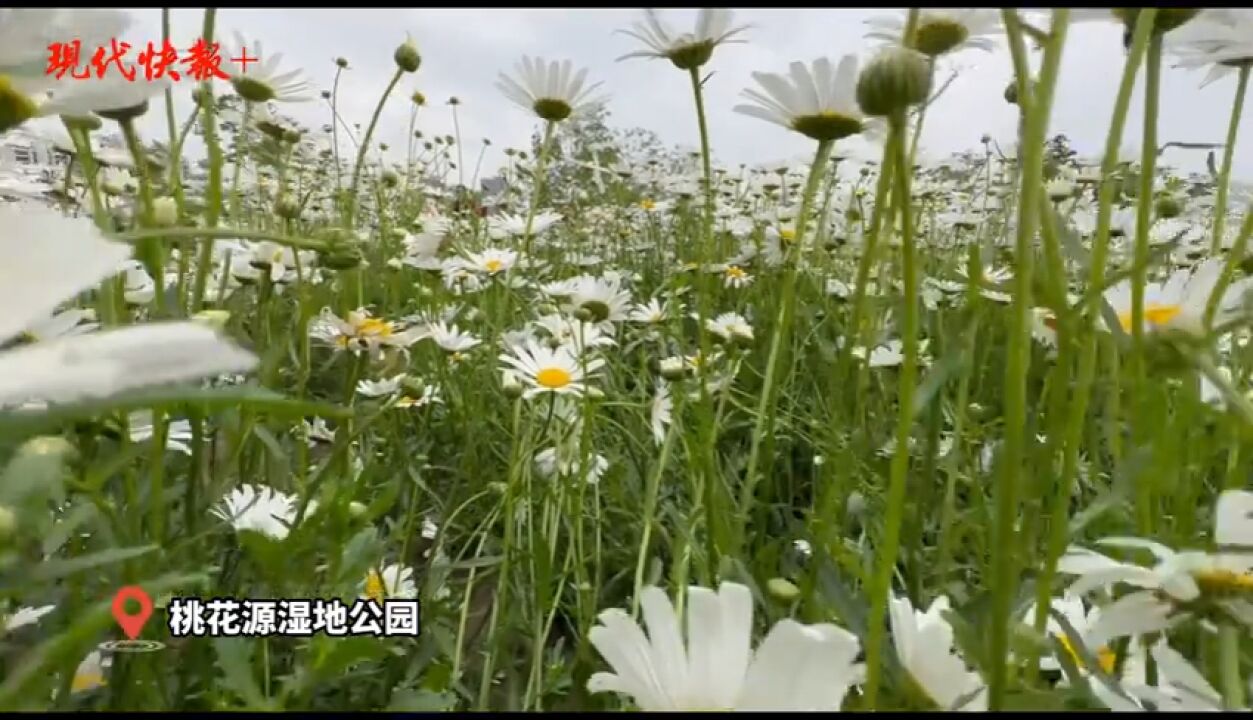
[860,110,916,710]
[521,121,557,258]
[345,67,404,227]
[190,8,224,311]
[1127,34,1162,489]
[228,100,252,224]
[331,65,344,192]
[1209,64,1250,255]
[120,117,164,316]
[987,8,1068,710]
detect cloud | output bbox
[110,8,1252,181]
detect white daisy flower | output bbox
[465,248,519,276]
[617,8,750,69]
[705,311,754,343]
[1058,489,1253,642]
[356,374,407,398]
[499,339,604,400]
[127,413,194,455]
[488,210,563,239]
[587,582,864,710]
[1103,258,1253,337]
[211,484,313,542]
[362,563,417,603]
[496,56,605,122]
[651,379,673,445]
[734,56,872,142]
[629,297,672,325]
[865,9,1002,57]
[224,31,311,103]
[889,594,988,711]
[0,211,255,409]
[424,321,481,354]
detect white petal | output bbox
[0,206,132,344]
[737,620,860,710]
[0,322,257,407]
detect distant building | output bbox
[0,127,61,169]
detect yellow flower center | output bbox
[640,198,656,211]
[779,228,796,244]
[535,367,573,389]
[484,259,504,273]
[725,266,747,280]
[354,318,393,337]
[71,668,106,694]
[1117,303,1182,332]
[1057,634,1117,676]
[790,111,862,142]
[910,18,970,57]
[1194,569,1253,596]
[365,569,387,603]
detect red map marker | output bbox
[111,586,153,640]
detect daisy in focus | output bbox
[496,56,604,123]
[499,339,605,400]
[734,56,872,142]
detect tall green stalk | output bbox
[190,8,224,311]
[860,109,916,710]
[345,67,405,228]
[986,9,1068,710]
[1209,64,1251,255]
[521,121,557,257]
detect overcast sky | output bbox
[117,8,1253,182]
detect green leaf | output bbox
[7,545,158,586]
[910,348,966,421]
[213,637,273,709]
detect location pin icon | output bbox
[111,586,154,640]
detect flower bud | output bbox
[335,57,349,69]
[394,37,421,73]
[1155,194,1184,220]
[232,75,275,104]
[659,357,688,381]
[502,371,524,398]
[856,47,932,118]
[1045,178,1074,202]
[152,196,179,227]
[766,577,800,603]
[276,194,300,220]
[319,244,363,271]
